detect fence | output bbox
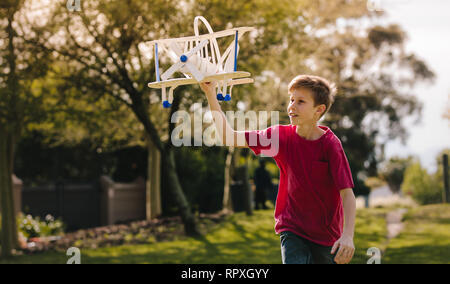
[20,176,147,232]
[100,175,146,226]
[21,180,101,231]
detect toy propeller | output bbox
[160,40,209,82]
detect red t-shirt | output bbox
[245,124,354,246]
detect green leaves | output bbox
[402,161,443,205]
[368,25,406,49]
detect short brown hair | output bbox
[288,75,337,118]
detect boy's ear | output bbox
[316,104,326,116]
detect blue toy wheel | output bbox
[163,101,172,108]
[217,93,224,101]
[224,94,231,101]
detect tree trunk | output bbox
[0,127,18,258]
[161,144,200,236]
[241,165,253,216]
[130,86,199,236]
[222,147,234,213]
[146,136,161,220]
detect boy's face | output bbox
[287,88,326,125]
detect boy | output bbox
[200,75,356,264]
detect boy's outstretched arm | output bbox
[331,188,356,264]
[200,82,248,148]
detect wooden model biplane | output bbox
[147,16,255,108]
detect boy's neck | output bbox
[295,123,325,141]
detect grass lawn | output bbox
[352,207,389,264]
[382,204,450,264]
[1,207,389,264]
[4,204,448,264]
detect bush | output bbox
[161,145,225,215]
[380,156,414,193]
[401,162,443,205]
[17,213,65,239]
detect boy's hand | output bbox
[200,81,217,96]
[331,235,355,264]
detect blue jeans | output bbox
[280,231,337,264]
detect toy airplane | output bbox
[147,16,255,108]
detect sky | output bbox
[377,0,450,172]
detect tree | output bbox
[0,0,52,257]
[379,156,414,194]
[24,63,146,151]
[402,160,443,205]
[20,0,205,235]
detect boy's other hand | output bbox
[331,235,355,264]
[200,81,217,96]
